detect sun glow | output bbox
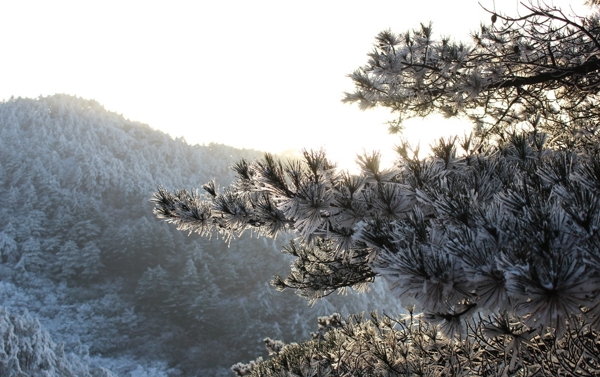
[0,0,589,171]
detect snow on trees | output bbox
[343,2,600,151]
[0,306,117,377]
[1,93,399,373]
[155,138,600,333]
[153,1,600,374]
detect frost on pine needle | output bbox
[376,244,471,314]
[505,252,599,336]
[152,187,214,237]
[155,131,600,343]
[154,1,600,373]
[280,181,333,241]
[423,302,477,339]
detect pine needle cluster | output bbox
[152,1,600,374]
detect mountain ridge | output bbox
[0,94,394,376]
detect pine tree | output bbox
[343,1,600,151]
[153,2,600,373]
[0,223,19,263]
[0,306,118,376]
[135,264,172,311]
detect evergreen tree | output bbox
[0,306,118,376]
[55,239,103,280]
[135,265,172,312]
[0,223,19,263]
[154,1,600,374]
[343,1,600,151]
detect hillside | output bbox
[0,95,395,376]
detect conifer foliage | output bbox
[231,311,600,377]
[0,307,116,377]
[343,1,600,149]
[154,1,600,374]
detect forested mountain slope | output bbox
[0,95,394,376]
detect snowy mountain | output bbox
[0,95,394,376]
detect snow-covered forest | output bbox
[0,94,395,376]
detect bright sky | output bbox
[0,0,591,170]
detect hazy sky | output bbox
[1,0,591,169]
